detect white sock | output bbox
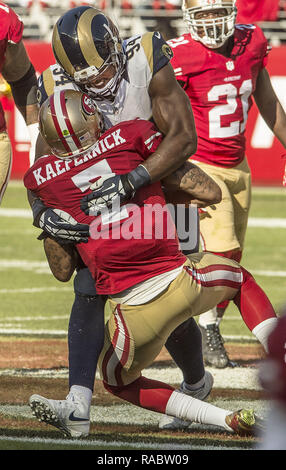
[165,390,232,431]
[69,385,93,407]
[199,308,218,327]
[252,318,278,352]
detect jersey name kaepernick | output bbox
[0,2,23,132]
[24,120,185,295]
[169,25,269,167]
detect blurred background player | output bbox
[168,0,286,369]
[258,309,286,450]
[26,89,271,438]
[0,1,38,203]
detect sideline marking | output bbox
[0,434,244,451]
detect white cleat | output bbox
[159,370,214,430]
[29,392,90,438]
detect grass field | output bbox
[0,181,285,452]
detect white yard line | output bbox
[0,328,67,335]
[1,207,286,228]
[0,208,32,218]
[247,218,286,228]
[1,258,286,279]
[0,286,72,294]
[0,434,245,451]
[0,365,262,390]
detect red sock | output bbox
[103,376,174,414]
[233,267,276,331]
[210,250,242,311]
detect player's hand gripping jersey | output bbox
[37,32,173,130]
[168,24,269,167]
[0,2,23,132]
[24,119,185,295]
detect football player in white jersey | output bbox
[27,6,207,437]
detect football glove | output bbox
[32,199,90,244]
[80,165,151,215]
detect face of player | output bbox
[86,64,117,89]
[194,8,228,44]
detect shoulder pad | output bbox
[142,32,173,76]
[37,65,76,106]
[125,32,173,77]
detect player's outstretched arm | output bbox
[253,68,286,149]
[146,63,197,182]
[163,161,222,207]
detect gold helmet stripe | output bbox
[77,8,105,70]
[52,26,75,78]
[141,33,154,75]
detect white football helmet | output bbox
[182,0,237,49]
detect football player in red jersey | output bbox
[27,6,207,438]
[168,0,286,370]
[25,89,273,438]
[0,2,38,202]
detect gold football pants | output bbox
[192,158,251,252]
[0,132,12,204]
[99,252,242,387]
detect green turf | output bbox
[0,181,285,338]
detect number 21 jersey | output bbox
[169,25,269,168]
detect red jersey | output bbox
[169,25,268,168]
[0,3,23,132]
[24,120,185,294]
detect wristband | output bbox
[128,164,151,191]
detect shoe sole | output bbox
[29,395,88,438]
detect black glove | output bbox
[80,165,151,215]
[32,198,90,244]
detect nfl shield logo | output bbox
[226,60,235,71]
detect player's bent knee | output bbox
[74,267,98,297]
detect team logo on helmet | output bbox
[82,94,97,115]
